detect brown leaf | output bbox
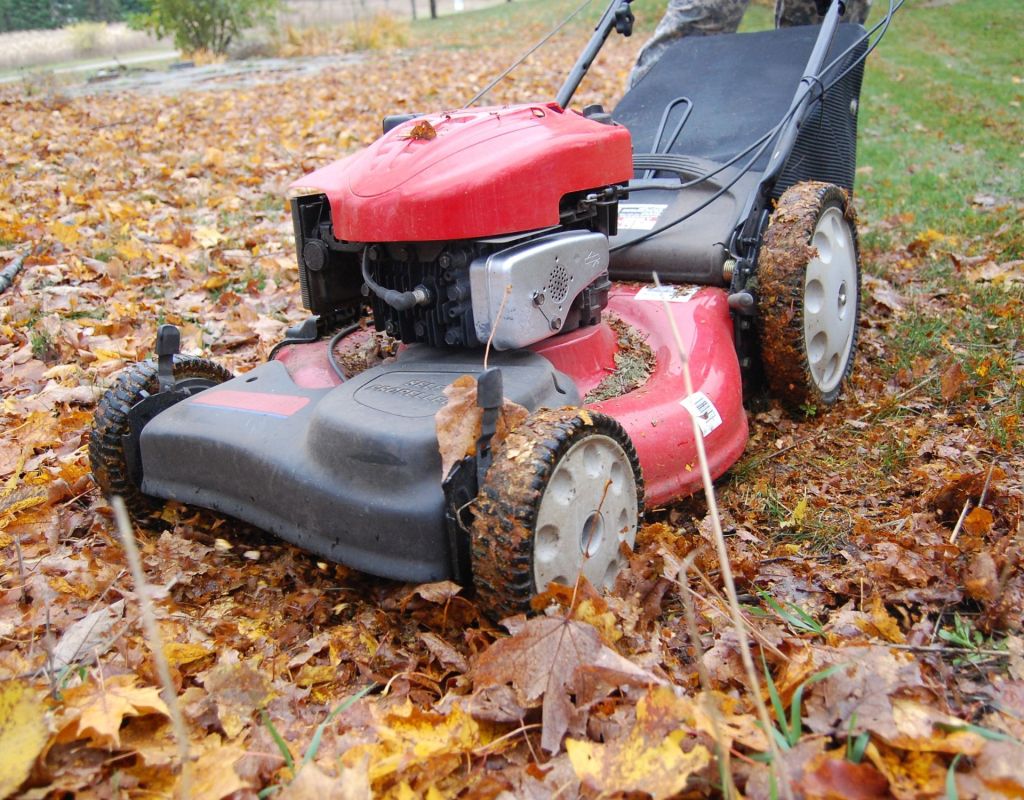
[403,119,437,141]
[800,751,890,799]
[473,615,660,752]
[964,506,994,537]
[940,360,967,401]
[434,374,528,478]
[973,739,1024,796]
[279,762,370,800]
[965,551,1000,601]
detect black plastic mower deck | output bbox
[139,347,579,582]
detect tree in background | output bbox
[0,0,148,32]
[130,0,279,54]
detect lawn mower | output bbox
[90,0,897,619]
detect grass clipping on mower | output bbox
[584,317,656,403]
[435,374,528,478]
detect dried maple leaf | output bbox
[403,119,437,141]
[472,614,661,753]
[55,674,169,748]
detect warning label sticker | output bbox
[634,284,700,303]
[680,391,723,437]
[617,203,667,231]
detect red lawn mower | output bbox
[91,0,897,618]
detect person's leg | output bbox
[629,0,748,88]
[775,0,872,28]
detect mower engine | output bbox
[288,103,633,350]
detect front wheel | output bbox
[89,355,232,521]
[470,408,643,621]
[755,182,860,410]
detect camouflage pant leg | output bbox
[628,0,749,87]
[775,0,872,27]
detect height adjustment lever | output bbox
[155,324,180,394]
[475,368,503,487]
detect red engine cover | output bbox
[289,103,633,242]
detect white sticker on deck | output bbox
[634,284,699,303]
[680,391,723,437]
[617,203,667,231]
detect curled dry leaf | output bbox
[434,374,528,478]
[403,119,438,141]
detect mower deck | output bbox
[136,283,745,581]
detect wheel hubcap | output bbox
[533,435,638,592]
[804,206,858,393]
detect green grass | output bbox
[858,0,1023,245]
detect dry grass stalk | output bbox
[652,274,793,799]
[680,552,737,798]
[112,497,192,798]
[483,283,512,370]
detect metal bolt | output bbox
[550,317,562,331]
[532,291,546,306]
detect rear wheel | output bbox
[89,356,231,521]
[755,182,860,410]
[470,408,643,620]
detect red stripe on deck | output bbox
[190,389,310,417]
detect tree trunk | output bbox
[429,0,437,19]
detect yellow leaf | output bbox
[116,238,144,261]
[50,221,80,247]
[294,663,337,687]
[164,642,213,668]
[792,497,809,525]
[343,702,487,782]
[191,736,249,800]
[203,275,230,290]
[781,497,809,529]
[91,347,123,363]
[0,680,48,800]
[56,674,168,748]
[575,598,621,643]
[195,226,224,248]
[567,728,709,799]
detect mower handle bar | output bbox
[556,0,633,110]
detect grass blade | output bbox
[300,683,375,769]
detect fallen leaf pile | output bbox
[1,2,1023,798]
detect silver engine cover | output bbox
[469,230,609,351]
